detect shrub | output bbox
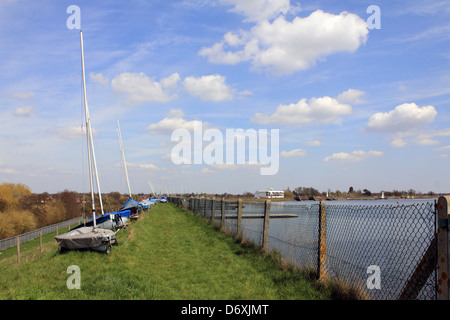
[0,209,37,239]
[45,200,66,225]
[54,190,81,220]
[0,183,32,212]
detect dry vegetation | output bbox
[0,183,130,240]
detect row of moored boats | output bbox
[54,30,167,254]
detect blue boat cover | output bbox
[118,209,131,218]
[120,198,142,213]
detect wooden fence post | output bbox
[262,200,271,251]
[56,225,58,235]
[437,196,450,300]
[317,200,327,282]
[221,199,225,227]
[16,236,20,264]
[39,231,43,254]
[237,199,243,238]
[203,198,207,218]
[211,199,215,222]
[400,199,444,300]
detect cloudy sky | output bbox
[1,0,450,195]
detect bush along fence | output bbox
[0,216,83,263]
[168,196,450,300]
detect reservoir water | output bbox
[235,198,438,300]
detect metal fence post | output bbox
[262,200,271,251]
[317,200,327,282]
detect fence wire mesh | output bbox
[240,202,265,247]
[325,202,437,300]
[268,203,319,270]
[170,197,438,300]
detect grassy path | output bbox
[0,203,329,300]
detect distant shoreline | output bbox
[216,195,440,202]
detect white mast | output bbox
[147,181,155,197]
[80,30,105,223]
[117,120,132,198]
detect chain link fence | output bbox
[169,197,438,300]
[0,216,82,252]
[267,202,319,271]
[325,202,436,300]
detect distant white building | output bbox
[254,188,284,199]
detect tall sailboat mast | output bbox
[147,181,155,197]
[80,30,105,224]
[117,120,132,198]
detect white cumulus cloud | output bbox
[390,138,407,147]
[146,109,207,135]
[324,150,383,163]
[126,162,159,170]
[281,149,306,158]
[200,10,368,75]
[111,72,180,106]
[54,125,96,140]
[252,95,351,126]
[89,72,109,85]
[337,89,366,105]
[183,74,234,101]
[414,128,450,146]
[366,103,437,132]
[306,140,321,147]
[220,0,294,22]
[13,106,34,117]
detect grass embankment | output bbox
[0,203,330,300]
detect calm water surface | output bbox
[239,198,438,299]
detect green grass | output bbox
[0,203,330,300]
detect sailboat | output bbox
[117,120,143,221]
[147,182,159,204]
[55,30,117,253]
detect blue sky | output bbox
[1,0,450,195]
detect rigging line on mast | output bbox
[80,30,105,224]
[80,30,96,227]
[80,51,87,223]
[117,120,132,198]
